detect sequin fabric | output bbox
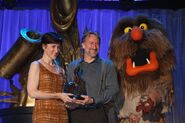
[32,63,68,123]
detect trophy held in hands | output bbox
[64,65,86,100]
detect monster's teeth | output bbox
[146,58,150,64]
[132,61,136,68]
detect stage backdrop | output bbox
[0,8,185,123]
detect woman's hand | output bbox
[58,93,73,103]
[58,93,80,109]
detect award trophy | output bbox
[64,65,86,100]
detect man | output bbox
[66,31,119,123]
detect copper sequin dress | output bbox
[32,63,68,123]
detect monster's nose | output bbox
[130,26,143,42]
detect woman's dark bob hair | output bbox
[41,32,64,45]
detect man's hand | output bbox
[73,95,94,105]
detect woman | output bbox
[27,32,73,123]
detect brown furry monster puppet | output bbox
[109,15,175,123]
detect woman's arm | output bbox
[27,61,73,103]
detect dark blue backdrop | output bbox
[0,8,185,123]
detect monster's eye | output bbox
[139,23,148,30]
[124,27,132,33]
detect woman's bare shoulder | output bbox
[30,60,40,68]
[61,67,65,74]
[56,65,65,75]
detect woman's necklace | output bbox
[40,59,59,74]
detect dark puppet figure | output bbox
[109,15,176,123]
